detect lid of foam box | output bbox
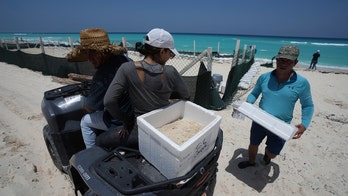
[235,102,297,140]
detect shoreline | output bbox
[255,59,348,74]
[291,61,348,74]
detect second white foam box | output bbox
[137,100,221,179]
[235,102,297,141]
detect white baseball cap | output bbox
[145,28,180,56]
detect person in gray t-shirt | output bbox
[97,28,190,149]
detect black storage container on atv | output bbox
[41,81,91,172]
[41,82,223,195]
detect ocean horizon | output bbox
[1,32,348,69]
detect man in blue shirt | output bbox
[238,45,314,169]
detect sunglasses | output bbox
[276,58,295,65]
[167,49,175,59]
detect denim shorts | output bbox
[250,121,286,155]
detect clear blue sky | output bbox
[1,0,347,39]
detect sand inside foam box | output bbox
[137,100,221,179]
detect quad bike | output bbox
[41,81,223,195]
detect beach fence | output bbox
[222,41,255,105]
[0,36,255,111]
[0,36,94,77]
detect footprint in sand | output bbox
[324,98,348,109]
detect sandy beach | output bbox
[0,48,347,196]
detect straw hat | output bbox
[67,28,127,62]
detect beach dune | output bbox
[0,48,347,195]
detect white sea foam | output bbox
[14,33,27,36]
[290,41,308,45]
[311,42,348,47]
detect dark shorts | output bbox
[250,121,286,155]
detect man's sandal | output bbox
[238,161,255,169]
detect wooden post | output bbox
[15,37,20,50]
[193,40,196,56]
[217,41,220,55]
[241,44,247,61]
[207,47,213,71]
[68,37,73,50]
[179,48,209,75]
[0,39,3,48]
[39,37,45,54]
[122,37,126,47]
[122,37,128,56]
[231,39,240,68]
[250,45,256,59]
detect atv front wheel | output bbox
[43,125,64,172]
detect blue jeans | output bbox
[80,111,121,148]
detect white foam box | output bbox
[235,102,297,141]
[137,100,221,179]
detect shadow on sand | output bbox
[225,148,280,192]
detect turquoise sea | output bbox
[1,32,348,69]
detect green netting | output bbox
[192,62,211,107]
[0,48,95,77]
[191,62,226,110]
[222,58,254,105]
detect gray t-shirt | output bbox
[104,60,190,121]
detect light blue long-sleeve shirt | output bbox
[246,70,314,128]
